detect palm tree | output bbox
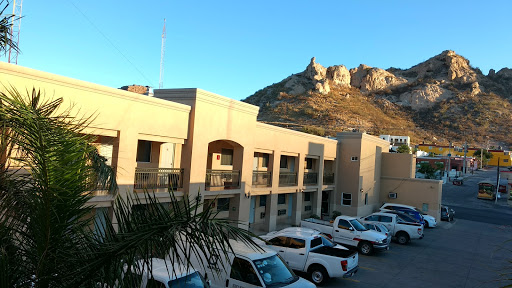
[0,87,259,287]
[0,0,19,54]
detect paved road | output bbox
[320,167,512,288]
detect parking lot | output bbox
[321,168,512,288]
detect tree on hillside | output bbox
[396,144,411,154]
[0,0,19,54]
[473,149,493,166]
[0,88,258,287]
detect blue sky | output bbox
[2,0,511,100]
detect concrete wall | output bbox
[380,177,443,221]
[336,132,389,217]
[382,153,415,178]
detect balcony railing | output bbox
[323,172,335,185]
[205,169,240,189]
[134,168,184,190]
[279,172,297,187]
[252,171,272,187]
[304,172,318,186]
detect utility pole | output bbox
[463,141,467,174]
[495,157,500,204]
[447,142,452,179]
[480,148,483,169]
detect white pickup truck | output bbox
[256,227,359,285]
[301,215,389,255]
[360,211,424,244]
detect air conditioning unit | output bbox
[388,192,397,199]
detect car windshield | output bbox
[377,224,389,233]
[168,271,208,288]
[253,255,298,287]
[349,219,367,231]
[397,213,417,223]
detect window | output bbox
[342,193,352,206]
[268,236,288,247]
[278,194,286,204]
[305,205,312,211]
[288,238,305,249]
[259,195,267,207]
[351,156,358,161]
[422,203,429,212]
[221,148,233,165]
[136,140,151,162]
[504,159,509,163]
[217,198,230,212]
[280,155,288,168]
[364,193,368,205]
[337,219,351,230]
[364,215,379,221]
[262,153,269,167]
[310,237,322,248]
[305,158,313,169]
[379,216,392,223]
[230,257,261,286]
[304,192,311,202]
[278,209,287,216]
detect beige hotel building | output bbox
[0,62,443,234]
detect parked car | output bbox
[380,203,426,226]
[441,205,455,221]
[256,227,359,285]
[380,203,438,228]
[362,222,392,245]
[301,215,389,255]
[360,212,424,245]
[187,239,315,288]
[120,258,210,288]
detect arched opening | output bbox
[205,140,244,191]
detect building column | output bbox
[291,191,303,225]
[265,193,278,232]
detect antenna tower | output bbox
[159,18,166,89]
[8,0,23,64]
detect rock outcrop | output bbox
[398,84,452,109]
[350,64,407,92]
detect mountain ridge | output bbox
[243,50,512,149]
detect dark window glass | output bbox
[288,238,305,249]
[310,237,322,248]
[280,155,288,168]
[217,198,230,212]
[337,219,351,230]
[380,216,392,223]
[342,193,351,206]
[262,154,269,168]
[221,149,233,165]
[304,192,311,202]
[136,140,151,162]
[259,195,267,207]
[230,257,261,286]
[305,158,313,169]
[278,194,286,204]
[268,236,288,247]
[365,215,379,221]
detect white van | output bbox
[189,240,315,288]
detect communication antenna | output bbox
[159,18,166,89]
[8,0,23,64]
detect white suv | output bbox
[381,203,437,228]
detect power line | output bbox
[68,1,155,87]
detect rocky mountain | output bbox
[243,51,512,149]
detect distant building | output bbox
[379,135,411,152]
[417,143,511,167]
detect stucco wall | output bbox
[380,177,443,221]
[381,153,415,178]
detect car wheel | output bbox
[308,265,329,285]
[424,221,429,228]
[396,232,409,245]
[358,241,374,256]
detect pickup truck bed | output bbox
[312,246,358,258]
